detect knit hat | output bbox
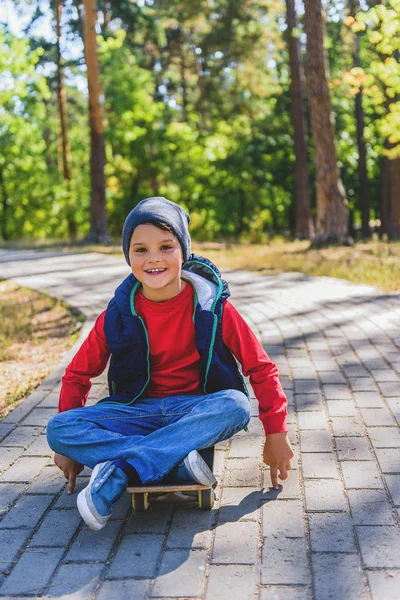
[122,196,191,265]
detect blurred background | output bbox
[1,0,399,246]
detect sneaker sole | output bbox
[184,450,217,486]
[77,463,110,531]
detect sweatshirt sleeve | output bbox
[221,301,288,435]
[58,310,111,413]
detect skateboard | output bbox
[127,446,216,511]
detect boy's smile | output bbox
[129,223,185,302]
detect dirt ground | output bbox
[0,280,84,419]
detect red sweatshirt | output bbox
[59,283,287,435]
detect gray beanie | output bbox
[122,196,191,265]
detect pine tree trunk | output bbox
[348,0,370,238]
[304,0,349,244]
[176,30,189,123]
[43,99,55,173]
[371,0,400,238]
[55,0,77,240]
[285,0,314,239]
[83,0,109,243]
[0,162,9,241]
[354,78,370,237]
[388,156,400,239]
[380,100,400,239]
[379,153,390,236]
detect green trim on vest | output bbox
[129,281,151,402]
[185,259,223,312]
[181,277,198,322]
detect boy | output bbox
[47,196,293,531]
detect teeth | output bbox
[146,268,165,273]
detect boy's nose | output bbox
[147,252,162,262]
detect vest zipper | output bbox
[182,276,198,322]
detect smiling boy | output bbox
[47,196,293,531]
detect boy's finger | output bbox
[68,471,76,495]
[270,466,279,489]
[279,466,288,481]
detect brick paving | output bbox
[0,248,400,599]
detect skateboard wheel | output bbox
[198,488,214,510]
[132,492,149,512]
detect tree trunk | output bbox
[379,153,390,236]
[0,162,9,241]
[178,35,189,123]
[55,0,77,240]
[304,0,349,244]
[348,0,370,238]
[380,98,400,240]
[383,151,400,239]
[370,0,400,238]
[43,99,55,173]
[389,158,400,238]
[354,76,370,237]
[83,0,109,243]
[285,0,314,240]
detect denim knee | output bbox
[222,389,251,427]
[46,412,68,453]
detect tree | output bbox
[0,163,10,241]
[55,0,77,239]
[0,32,56,240]
[348,0,371,238]
[285,0,314,239]
[304,0,350,243]
[354,0,400,238]
[83,0,109,243]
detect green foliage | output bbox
[1,0,398,241]
[0,30,90,240]
[95,0,293,240]
[352,0,400,158]
[0,32,51,238]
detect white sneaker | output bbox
[183,450,217,486]
[77,461,128,531]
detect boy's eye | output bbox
[132,244,173,252]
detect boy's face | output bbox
[129,223,184,301]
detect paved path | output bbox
[0,249,400,599]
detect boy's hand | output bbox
[53,453,84,494]
[263,432,294,490]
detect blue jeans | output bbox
[47,389,251,485]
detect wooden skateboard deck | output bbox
[127,446,216,511]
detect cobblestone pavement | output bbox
[0,249,400,599]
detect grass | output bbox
[2,236,400,292]
[0,280,85,420]
[191,238,400,293]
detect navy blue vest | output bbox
[98,254,249,405]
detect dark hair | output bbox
[139,220,175,234]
